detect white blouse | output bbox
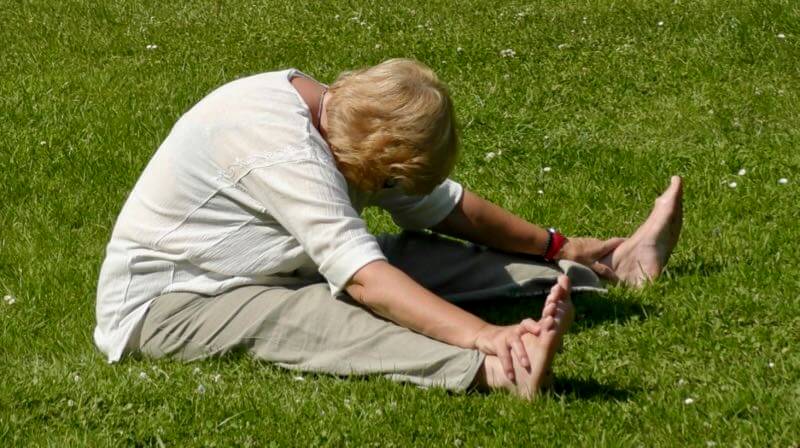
[94,69,463,362]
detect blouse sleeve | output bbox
[238,156,386,295]
[370,179,464,230]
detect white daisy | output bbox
[777,33,785,39]
[500,48,516,58]
[684,397,695,405]
[485,152,497,161]
[657,21,664,27]
[543,166,552,172]
[778,178,788,185]
[737,168,746,176]
[728,181,737,188]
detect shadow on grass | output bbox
[550,376,639,401]
[667,256,725,277]
[461,291,656,332]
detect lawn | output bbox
[1,0,799,445]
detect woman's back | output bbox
[95,69,345,361]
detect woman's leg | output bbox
[377,230,605,302]
[134,231,591,397]
[135,284,484,391]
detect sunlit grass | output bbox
[1,0,799,445]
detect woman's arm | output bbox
[432,189,552,256]
[431,189,623,268]
[346,260,539,381]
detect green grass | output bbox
[2,0,799,445]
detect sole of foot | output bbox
[512,275,574,399]
[600,176,684,288]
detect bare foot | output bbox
[515,276,573,396]
[599,176,683,288]
[541,275,575,330]
[476,275,574,399]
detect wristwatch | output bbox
[544,228,567,261]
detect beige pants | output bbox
[134,231,604,391]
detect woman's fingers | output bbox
[569,237,626,265]
[510,336,529,369]
[596,237,626,258]
[519,318,540,336]
[475,325,520,381]
[591,261,619,282]
[496,340,514,381]
[484,323,542,382]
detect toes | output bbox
[544,285,560,306]
[540,315,556,330]
[670,175,683,192]
[659,176,683,204]
[554,305,570,323]
[557,275,571,294]
[546,275,571,305]
[543,302,557,317]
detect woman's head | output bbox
[325,59,458,194]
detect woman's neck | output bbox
[289,75,328,139]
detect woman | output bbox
[95,59,682,398]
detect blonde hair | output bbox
[326,59,458,194]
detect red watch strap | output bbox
[545,231,567,261]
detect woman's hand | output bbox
[472,320,541,382]
[559,237,624,266]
